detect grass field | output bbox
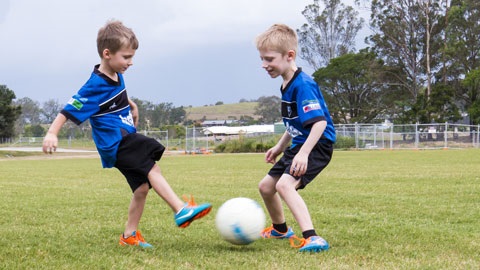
[1,150,479,269]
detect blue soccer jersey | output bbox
[281,68,336,147]
[60,65,136,168]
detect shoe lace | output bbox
[183,194,197,207]
[135,230,146,243]
[261,225,274,237]
[289,235,307,248]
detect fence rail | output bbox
[3,123,480,151]
[337,122,480,149]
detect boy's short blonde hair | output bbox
[96,20,139,57]
[255,24,298,56]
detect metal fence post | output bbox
[477,125,480,148]
[444,122,448,149]
[390,123,394,149]
[355,122,359,149]
[415,122,419,149]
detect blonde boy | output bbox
[255,24,336,252]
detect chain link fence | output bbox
[4,123,480,152]
[337,122,480,149]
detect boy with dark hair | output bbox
[42,20,211,248]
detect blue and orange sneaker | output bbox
[290,235,329,252]
[175,195,212,228]
[261,225,295,239]
[119,230,153,248]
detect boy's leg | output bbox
[276,174,329,252]
[148,164,184,212]
[124,182,149,237]
[259,174,295,239]
[148,163,212,228]
[258,174,285,224]
[275,174,314,232]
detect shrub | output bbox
[334,135,356,149]
[214,135,281,153]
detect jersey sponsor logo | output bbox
[303,102,321,113]
[119,111,135,127]
[68,98,84,110]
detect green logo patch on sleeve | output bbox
[68,98,84,110]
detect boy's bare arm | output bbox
[265,131,291,164]
[128,98,139,127]
[42,113,67,154]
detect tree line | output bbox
[0,83,281,140]
[302,0,479,125]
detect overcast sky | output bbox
[0,0,369,107]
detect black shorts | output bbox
[114,133,165,193]
[268,141,333,190]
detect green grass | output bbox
[1,150,479,269]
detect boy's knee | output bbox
[275,178,294,195]
[134,182,149,196]
[259,177,275,196]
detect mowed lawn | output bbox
[0,150,479,269]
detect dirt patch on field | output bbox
[0,151,100,161]
[0,150,185,161]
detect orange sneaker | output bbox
[119,230,153,248]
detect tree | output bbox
[297,0,364,69]
[14,97,41,126]
[254,96,281,124]
[369,0,428,102]
[463,68,480,124]
[444,0,480,121]
[418,0,444,99]
[368,0,454,124]
[0,85,22,139]
[128,98,186,132]
[428,84,461,123]
[313,50,392,123]
[24,124,46,137]
[42,99,63,124]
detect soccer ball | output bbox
[215,197,266,245]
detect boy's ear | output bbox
[287,50,296,60]
[102,48,111,59]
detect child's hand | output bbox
[265,146,280,164]
[42,132,58,154]
[290,151,308,177]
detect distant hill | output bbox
[185,102,259,121]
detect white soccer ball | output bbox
[215,197,266,245]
